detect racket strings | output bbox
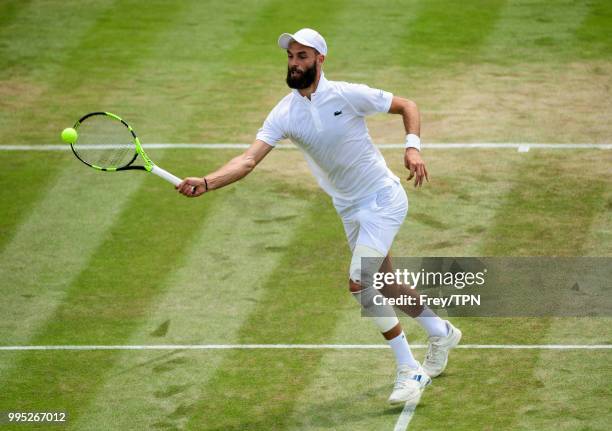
[104,144,133,167]
[74,115,137,169]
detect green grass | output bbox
[0,1,611,430]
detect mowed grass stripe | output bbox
[481,0,590,65]
[394,0,506,70]
[388,150,523,257]
[322,0,419,75]
[184,188,348,430]
[582,173,612,256]
[483,151,608,256]
[576,0,612,59]
[0,153,64,252]
[412,348,609,430]
[0,159,147,347]
[0,159,223,425]
[0,0,31,29]
[222,0,347,66]
[0,1,116,250]
[0,0,112,77]
[512,315,612,430]
[71,154,312,430]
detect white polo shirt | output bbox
[256,73,399,202]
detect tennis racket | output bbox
[68,111,182,186]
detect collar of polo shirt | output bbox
[292,72,331,99]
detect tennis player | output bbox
[177,28,461,407]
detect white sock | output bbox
[388,332,419,369]
[415,307,449,337]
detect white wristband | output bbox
[405,134,421,151]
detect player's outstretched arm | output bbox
[176,139,273,197]
[388,96,429,188]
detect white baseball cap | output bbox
[278,28,327,55]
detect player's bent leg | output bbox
[347,245,429,405]
[378,254,462,378]
[350,277,429,405]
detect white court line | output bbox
[0,143,611,151]
[0,344,610,351]
[394,403,416,431]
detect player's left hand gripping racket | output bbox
[65,111,182,186]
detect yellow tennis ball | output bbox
[61,127,78,144]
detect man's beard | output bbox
[286,62,317,89]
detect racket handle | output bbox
[151,165,182,186]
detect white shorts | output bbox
[333,179,408,256]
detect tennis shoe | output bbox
[422,320,462,378]
[387,363,431,406]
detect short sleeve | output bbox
[339,83,393,116]
[256,105,286,147]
